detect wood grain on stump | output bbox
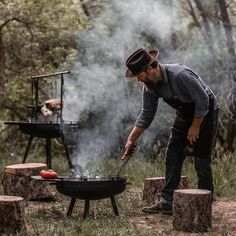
[2,163,54,200]
[173,189,212,232]
[0,195,26,235]
[143,176,188,205]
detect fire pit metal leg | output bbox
[110,196,119,216]
[46,138,52,169]
[66,198,76,217]
[22,135,33,163]
[83,200,90,219]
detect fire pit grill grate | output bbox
[4,71,79,169]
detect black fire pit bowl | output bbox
[32,176,127,218]
[55,177,126,200]
[32,176,127,200]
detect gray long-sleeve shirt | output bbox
[135,63,219,129]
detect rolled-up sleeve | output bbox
[135,87,158,128]
[177,71,209,117]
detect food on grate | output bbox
[40,169,58,179]
[41,105,53,117]
[44,98,63,110]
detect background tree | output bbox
[0,0,235,159]
[0,0,87,114]
[181,0,235,151]
[0,0,87,156]
[217,0,236,151]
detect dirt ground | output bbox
[129,200,236,235]
[26,195,236,235]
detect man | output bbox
[122,48,219,215]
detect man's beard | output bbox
[143,75,159,92]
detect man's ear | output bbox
[146,66,153,74]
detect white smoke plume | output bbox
[63,0,213,172]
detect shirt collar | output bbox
[159,63,168,83]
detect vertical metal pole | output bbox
[83,200,90,219]
[46,138,52,169]
[66,198,76,217]
[110,196,119,216]
[22,135,33,163]
[35,78,39,120]
[60,74,64,122]
[31,78,34,117]
[62,139,73,169]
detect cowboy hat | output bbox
[125,48,159,80]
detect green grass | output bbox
[25,216,144,236]
[0,144,236,235]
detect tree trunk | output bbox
[80,0,90,17]
[217,0,235,56]
[194,0,215,56]
[186,0,201,29]
[141,32,169,59]
[143,176,188,205]
[0,195,26,235]
[0,30,5,106]
[2,163,55,200]
[217,0,236,151]
[173,189,212,232]
[212,4,224,50]
[225,121,235,151]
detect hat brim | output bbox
[125,50,159,81]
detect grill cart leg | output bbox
[22,135,33,163]
[110,196,119,216]
[83,200,90,219]
[46,138,52,169]
[66,198,76,217]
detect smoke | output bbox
[62,0,200,172]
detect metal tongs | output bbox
[109,144,136,176]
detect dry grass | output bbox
[0,145,236,235]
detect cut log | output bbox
[173,189,212,232]
[2,163,54,200]
[0,195,26,234]
[143,176,188,205]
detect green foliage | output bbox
[0,0,87,113]
[0,1,235,234]
[0,0,88,154]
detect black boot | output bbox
[142,199,172,215]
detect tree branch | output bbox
[186,0,201,28]
[0,17,33,41]
[0,105,25,119]
[217,0,235,56]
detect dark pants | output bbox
[161,99,219,202]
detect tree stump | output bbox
[173,189,212,232]
[143,176,188,205]
[0,195,26,235]
[2,163,54,200]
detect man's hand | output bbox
[187,126,200,145]
[121,140,135,160]
[120,126,145,160]
[187,116,204,145]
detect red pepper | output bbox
[40,169,58,179]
